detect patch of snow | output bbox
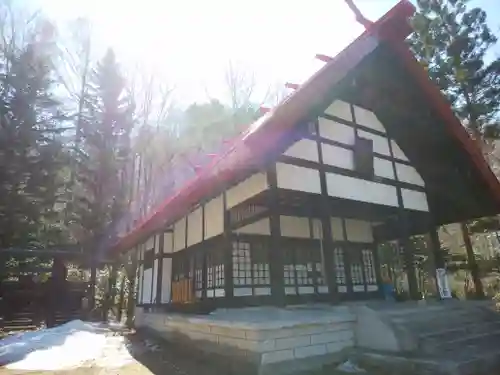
[336,360,366,373]
[0,320,135,371]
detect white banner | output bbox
[436,268,452,299]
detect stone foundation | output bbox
[135,305,355,374]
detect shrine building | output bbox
[107,1,500,373]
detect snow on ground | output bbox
[0,320,135,371]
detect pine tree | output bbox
[410,0,500,139]
[73,48,135,306]
[409,0,500,297]
[0,29,68,248]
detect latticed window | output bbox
[207,247,225,294]
[350,250,365,290]
[333,247,346,286]
[194,252,204,291]
[232,239,270,296]
[362,249,377,285]
[233,241,252,286]
[283,240,324,295]
[295,250,314,286]
[252,241,270,285]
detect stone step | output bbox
[396,310,493,332]
[426,330,500,356]
[419,320,500,345]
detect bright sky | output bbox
[32,0,500,105]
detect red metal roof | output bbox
[111,0,500,253]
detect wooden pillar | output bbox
[201,205,207,300]
[460,222,484,298]
[429,225,445,270]
[312,118,337,301]
[223,191,234,305]
[267,165,285,306]
[156,233,164,305]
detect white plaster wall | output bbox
[395,163,425,187]
[173,217,186,252]
[163,232,173,254]
[322,144,354,170]
[152,259,158,304]
[402,189,429,212]
[353,105,386,133]
[326,173,398,207]
[344,219,374,243]
[187,207,203,247]
[276,163,321,194]
[142,267,152,304]
[161,258,172,303]
[391,140,409,161]
[235,218,271,235]
[280,216,311,238]
[324,100,353,121]
[284,139,319,162]
[205,195,224,239]
[331,218,345,241]
[312,219,323,239]
[318,118,355,145]
[226,173,269,209]
[374,157,395,180]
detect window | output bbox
[353,137,374,178]
[233,241,251,286]
[232,239,270,296]
[207,247,225,297]
[362,249,377,285]
[283,240,325,295]
[333,247,347,291]
[350,250,365,292]
[252,241,270,286]
[194,252,204,297]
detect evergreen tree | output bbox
[0,28,68,248]
[73,48,135,305]
[410,0,500,139]
[409,0,500,297]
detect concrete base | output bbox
[136,300,500,375]
[135,305,355,375]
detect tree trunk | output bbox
[126,254,138,328]
[460,222,484,298]
[117,272,126,323]
[104,264,118,322]
[89,258,97,311]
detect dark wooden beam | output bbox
[267,164,285,306]
[315,118,338,302]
